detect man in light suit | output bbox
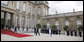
[49,28,52,36]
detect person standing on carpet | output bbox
[14,26,17,33]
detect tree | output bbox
[52,25,57,30]
[63,25,69,31]
[43,25,47,29]
[36,24,41,28]
[78,25,83,31]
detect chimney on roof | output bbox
[73,9,75,12]
[56,11,57,14]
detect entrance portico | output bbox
[1,11,15,29]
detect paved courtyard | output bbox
[1,33,83,41]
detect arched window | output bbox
[77,17,81,28]
[47,21,50,28]
[65,18,69,26]
[55,20,59,29]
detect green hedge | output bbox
[43,25,47,29]
[63,25,69,31]
[78,25,83,31]
[36,24,41,28]
[52,25,57,29]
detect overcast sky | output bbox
[48,1,83,15]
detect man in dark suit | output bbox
[14,26,17,33]
[79,30,82,37]
[34,27,40,36]
[22,26,24,31]
[74,29,77,37]
[26,26,28,31]
[71,30,73,36]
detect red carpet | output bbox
[1,29,33,38]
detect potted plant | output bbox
[43,25,47,29]
[36,24,41,28]
[42,25,47,33]
[63,25,69,35]
[52,25,57,34]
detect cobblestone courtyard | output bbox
[1,33,83,41]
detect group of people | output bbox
[66,29,82,37]
[4,24,82,37]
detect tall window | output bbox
[1,11,5,25]
[1,12,4,19]
[43,7,45,16]
[16,1,20,10]
[1,1,8,6]
[38,19,40,24]
[32,17,35,28]
[21,17,24,27]
[77,17,82,28]
[38,7,41,14]
[28,4,31,14]
[65,18,69,26]
[47,21,50,28]
[15,15,18,26]
[55,20,59,29]
[27,17,30,27]
[23,2,26,12]
[32,6,34,14]
[7,13,11,26]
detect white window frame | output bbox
[1,12,4,19]
[47,21,50,28]
[23,2,26,12]
[28,4,31,14]
[38,19,40,24]
[27,17,30,27]
[77,18,81,25]
[65,19,69,25]
[1,1,8,7]
[32,18,35,28]
[16,1,20,10]
[15,15,18,26]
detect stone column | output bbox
[11,13,15,28]
[25,1,28,14]
[18,14,22,28]
[40,5,44,28]
[34,7,37,27]
[70,17,77,30]
[20,1,23,13]
[59,17,65,33]
[80,16,83,25]
[24,15,27,28]
[30,4,32,28]
[4,12,9,29]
